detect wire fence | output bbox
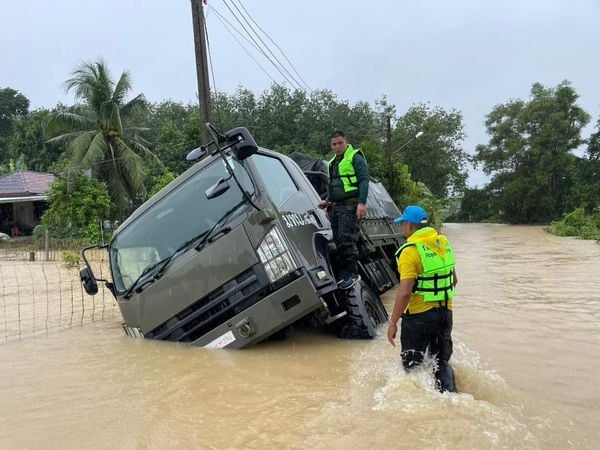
[0,236,94,262]
[0,246,118,343]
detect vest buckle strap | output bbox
[416,286,453,293]
[418,272,453,281]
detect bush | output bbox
[62,251,81,268]
[549,207,600,240]
[35,175,113,243]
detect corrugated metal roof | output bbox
[0,171,56,197]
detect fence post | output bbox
[44,228,49,261]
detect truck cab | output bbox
[81,125,404,348]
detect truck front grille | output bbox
[146,264,270,343]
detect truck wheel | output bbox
[337,280,388,339]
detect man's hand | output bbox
[356,203,367,219]
[387,322,397,347]
[318,200,330,210]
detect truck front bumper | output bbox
[192,273,322,349]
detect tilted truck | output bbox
[80,124,405,348]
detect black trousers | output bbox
[400,307,457,393]
[330,201,359,275]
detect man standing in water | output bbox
[318,131,369,289]
[387,205,458,393]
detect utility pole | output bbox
[386,116,395,198]
[191,0,212,143]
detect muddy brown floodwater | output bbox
[0,224,598,448]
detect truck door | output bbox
[249,153,325,269]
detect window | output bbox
[251,155,298,207]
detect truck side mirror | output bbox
[205,177,231,199]
[80,267,99,295]
[225,127,258,160]
[186,146,208,161]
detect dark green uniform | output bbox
[328,145,369,278]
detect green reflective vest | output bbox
[395,236,456,303]
[328,146,365,194]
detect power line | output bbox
[204,17,224,130]
[227,0,311,93]
[220,0,302,91]
[218,0,306,92]
[207,5,279,85]
[232,0,312,93]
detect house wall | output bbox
[14,202,35,230]
[11,201,49,234]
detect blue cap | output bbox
[394,205,428,224]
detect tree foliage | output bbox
[394,104,468,198]
[6,108,65,172]
[549,207,600,241]
[0,87,29,139]
[211,85,383,156]
[46,60,160,218]
[0,155,27,175]
[474,81,590,224]
[36,175,112,241]
[0,87,30,160]
[565,118,600,213]
[2,68,473,222]
[449,187,496,223]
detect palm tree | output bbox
[47,59,159,218]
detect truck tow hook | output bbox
[236,318,256,338]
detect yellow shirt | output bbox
[398,227,454,314]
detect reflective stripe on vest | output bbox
[395,239,456,303]
[328,146,365,193]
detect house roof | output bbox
[0,171,57,198]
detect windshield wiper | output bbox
[122,200,247,299]
[124,229,214,299]
[193,199,246,251]
[123,257,171,299]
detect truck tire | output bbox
[337,280,388,339]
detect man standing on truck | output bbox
[386,205,458,393]
[318,130,369,289]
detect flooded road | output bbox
[1,224,599,449]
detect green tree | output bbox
[211,86,257,134]
[46,60,159,218]
[253,85,309,149]
[209,86,381,157]
[0,155,27,175]
[394,103,468,198]
[0,87,30,160]
[148,170,177,196]
[37,175,112,241]
[142,85,444,217]
[475,81,589,223]
[451,187,496,222]
[6,108,65,172]
[562,118,600,213]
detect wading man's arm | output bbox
[387,278,415,347]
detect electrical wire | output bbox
[232,0,312,93]
[218,0,306,92]
[207,5,279,85]
[227,0,311,93]
[204,16,224,130]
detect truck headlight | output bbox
[257,227,297,283]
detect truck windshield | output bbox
[109,157,254,294]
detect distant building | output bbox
[0,171,57,236]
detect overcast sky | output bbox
[2,0,600,186]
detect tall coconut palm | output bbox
[47,60,159,218]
